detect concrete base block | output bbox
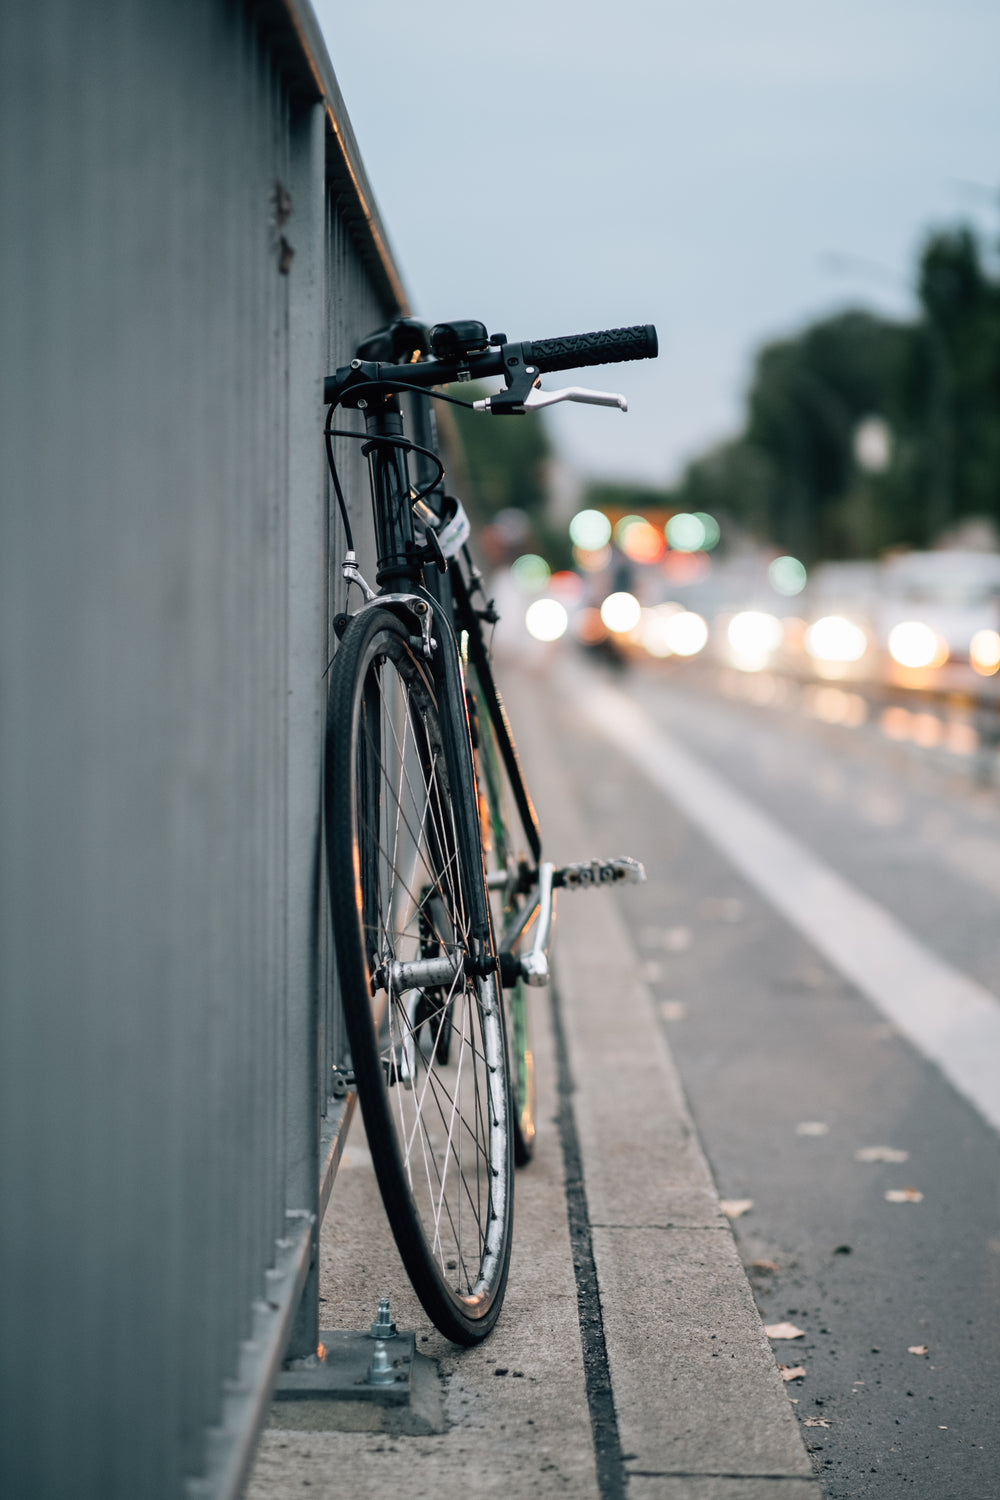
[268,1345,446,1435]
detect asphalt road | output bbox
[547,651,1000,1500]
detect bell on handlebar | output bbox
[429,321,491,360]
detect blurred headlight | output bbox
[970,628,1000,676]
[887,621,947,669]
[600,592,641,634]
[804,615,867,664]
[727,610,783,657]
[664,610,708,656]
[525,598,568,642]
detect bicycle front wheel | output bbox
[326,607,514,1344]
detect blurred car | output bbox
[875,550,1000,667]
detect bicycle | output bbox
[322,316,658,1344]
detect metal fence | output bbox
[0,3,406,1495]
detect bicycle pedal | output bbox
[553,856,646,889]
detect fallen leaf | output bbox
[855,1146,909,1163]
[751,1259,779,1274]
[659,1000,687,1022]
[779,1364,806,1381]
[766,1322,806,1340]
[885,1187,924,1203]
[720,1198,754,1219]
[804,1417,831,1428]
[796,1121,830,1136]
[908,1345,929,1356]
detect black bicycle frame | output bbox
[404,392,543,869]
[449,568,543,867]
[363,396,496,959]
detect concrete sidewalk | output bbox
[247,662,818,1500]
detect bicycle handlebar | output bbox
[522,324,657,372]
[323,321,658,406]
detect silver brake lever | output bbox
[472,386,628,414]
[524,386,628,412]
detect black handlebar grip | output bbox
[523,324,657,373]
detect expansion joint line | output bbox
[549,977,626,1500]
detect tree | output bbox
[905,228,1000,536]
[742,310,910,560]
[730,226,1000,560]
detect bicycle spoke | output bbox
[358,711,469,959]
[384,987,497,1281]
[390,986,492,1171]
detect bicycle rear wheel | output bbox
[326,607,514,1344]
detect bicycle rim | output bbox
[326,608,513,1344]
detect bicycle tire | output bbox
[326,606,514,1344]
[468,670,536,1165]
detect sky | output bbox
[314,0,1000,488]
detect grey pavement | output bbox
[247,658,817,1499]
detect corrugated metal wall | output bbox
[0,3,405,1496]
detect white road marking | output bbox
[563,662,1000,1135]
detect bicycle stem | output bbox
[364,401,417,588]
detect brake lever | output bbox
[472,385,627,414]
[524,385,627,412]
